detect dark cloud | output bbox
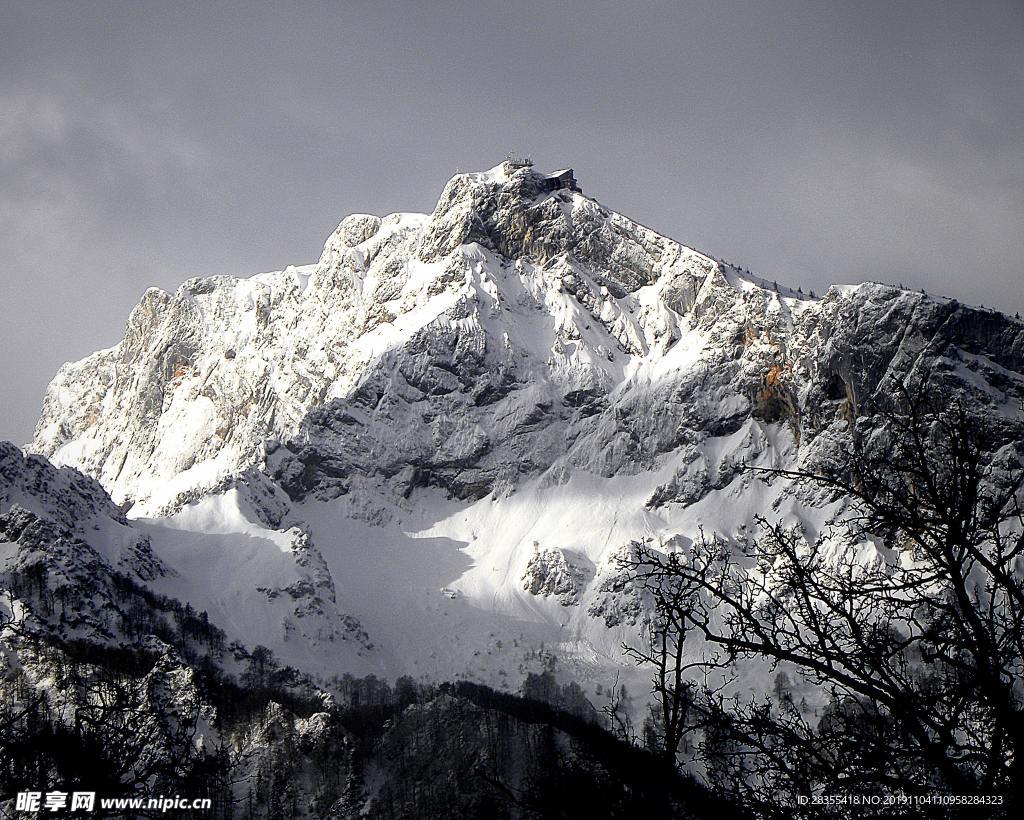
[2,0,1022,443]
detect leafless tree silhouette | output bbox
[622,377,1024,817]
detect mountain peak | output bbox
[23,162,812,513]
[31,160,1024,524]
[13,158,1024,719]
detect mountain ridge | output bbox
[11,158,1024,688]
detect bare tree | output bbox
[600,673,636,746]
[623,378,1024,815]
[621,540,728,766]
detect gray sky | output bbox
[2,0,1023,445]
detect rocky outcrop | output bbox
[522,546,590,606]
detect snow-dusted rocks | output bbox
[521,545,590,606]
[0,440,162,579]
[587,542,651,628]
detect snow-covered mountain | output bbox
[12,158,1024,691]
[6,157,1024,816]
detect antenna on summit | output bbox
[505,151,533,168]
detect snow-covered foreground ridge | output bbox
[14,159,1024,687]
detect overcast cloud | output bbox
[2,0,1022,444]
